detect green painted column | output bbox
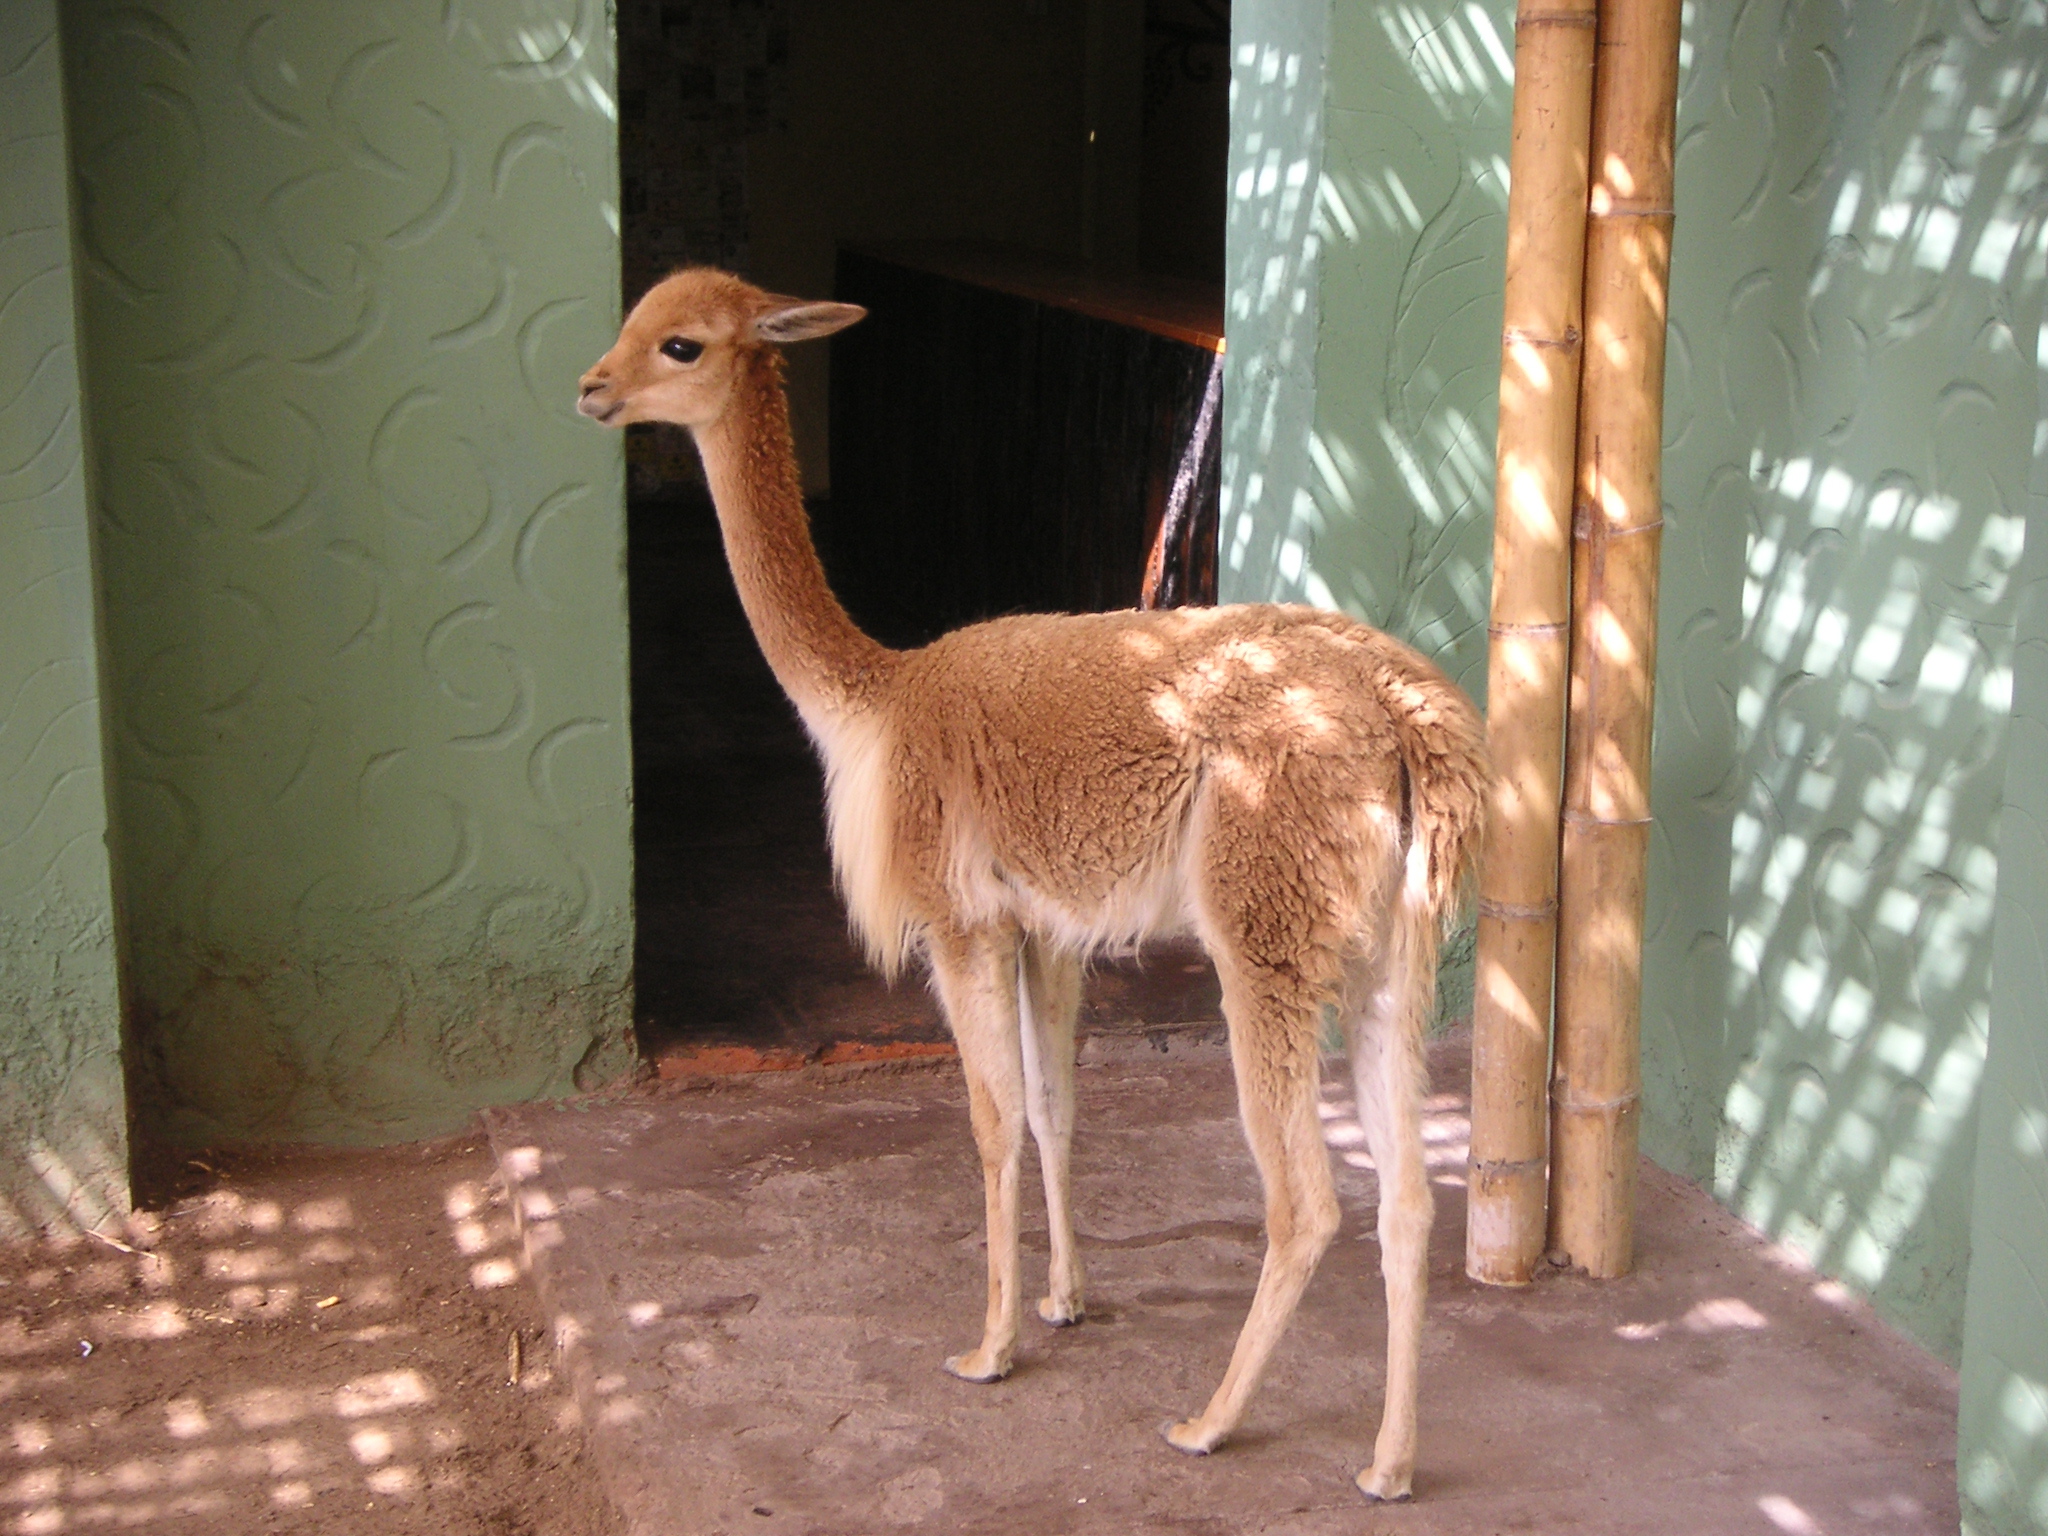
[1224,0,1494,1027]
[1655,2,2041,1364]
[1221,0,1329,610]
[60,0,636,1146]
[1243,0,2046,1367]
[1960,310,2048,1535]
[1295,0,1509,700]
[0,2,131,1234]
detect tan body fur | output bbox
[578,270,1490,1502]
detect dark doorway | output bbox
[617,1,1230,1068]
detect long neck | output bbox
[692,349,893,727]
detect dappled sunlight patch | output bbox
[290,1198,353,1233]
[0,1138,599,1530]
[1617,1296,1772,1343]
[365,1464,420,1495]
[1316,1076,1472,1188]
[1757,1493,1825,1535]
[106,1302,187,1341]
[1687,1297,1768,1331]
[443,1168,560,1401]
[332,1371,433,1420]
[470,1257,523,1290]
[1961,1364,2048,1525]
[162,1400,207,1442]
[440,1173,530,1294]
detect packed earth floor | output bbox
[4,1031,1961,1535]
[0,1135,622,1536]
[481,1030,1958,1536]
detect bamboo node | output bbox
[1571,514,1665,542]
[1588,198,1677,220]
[1561,808,1653,828]
[1502,326,1581,352]
[1488,620,1568,638]
[1549,1087,1642,1114]
[1470,1156,1547,1177]
[1515,10,1597,29]
[1479,897,1557,921]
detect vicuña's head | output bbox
[577,267,865,430]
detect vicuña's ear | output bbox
[752,299,867,344]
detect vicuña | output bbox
[577,269,1489,1502]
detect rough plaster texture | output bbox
[58,0,636,1147]
[1303,0,1517,1032]
[1220,0,1328,612]
[1222,0,1482,1028]
[1647,0,2042,1364]
[0,2,130,1236]
[1292,0,1508,707]
[1259,0,2044,1364]
[1960,249,2048,1532]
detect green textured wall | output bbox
[1223,0,1486,1028]
[1650,0,2040,1364]
[1233,0,2047,1364]
[60,0,636,1147]
[1220,0,1327,612]
[1961,294,2048,1532]
[0,1,130,1234]
[1290,0,1507,703]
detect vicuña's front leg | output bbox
[929,926,1028,1383]
[1020,937,1084,1326]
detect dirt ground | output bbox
[491,1037,1960,1536]
[0,1135,624,1536]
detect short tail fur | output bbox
[1386,660,1491,931]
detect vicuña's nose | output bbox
[575,377,613,419]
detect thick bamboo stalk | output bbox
[1468,0,1599,1288]
[1548,0,1682,1279]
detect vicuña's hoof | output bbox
[942,1351,1011,1384]
[1037,1296,1083,1327]
[1161,1418,1223,1456]
[1356,1466,1414,1503]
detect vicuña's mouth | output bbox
[577,394,623,424]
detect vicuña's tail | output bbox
[1378,656,1489,1040]
[1389,659,1491,929]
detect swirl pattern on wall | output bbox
[1291,0,2044,1368]
[62,0,635,1146]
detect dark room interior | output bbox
[615,0,1231,1066]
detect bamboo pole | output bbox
[1467,0,1599,1288]
[1547,0,1682,1279]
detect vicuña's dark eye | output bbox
[660,336,704,364]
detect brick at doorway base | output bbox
[652,1038,957,1079]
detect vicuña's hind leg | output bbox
[1164,965,1340,1454]
[1346,925,1433,1502]
[929,925,1028,1383]
[1020,937,1085,1325]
